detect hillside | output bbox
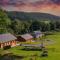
[6,11,60,21]
[1,9,60,34]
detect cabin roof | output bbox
[34,31,42,35]
[33,31,43,38]
[0,33,17,43]
[21,34,33,40]
[34,31,41,34]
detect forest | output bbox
[0,9,60,35]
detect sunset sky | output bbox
[0,0,60,16]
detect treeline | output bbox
[10,20,60,34]
[0,9,60,34]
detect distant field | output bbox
[0,32,60,60]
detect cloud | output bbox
[0,0,60,6]
[0,0,60,16]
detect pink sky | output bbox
[0,0,60,16]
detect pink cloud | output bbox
[1,0,60,16]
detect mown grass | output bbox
[1,32,60,60]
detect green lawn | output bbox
[1,32,60,60]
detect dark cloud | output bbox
[0,0,60,6]
[51,0,60,4]
[0,0,26,6]
[32,0,60,5]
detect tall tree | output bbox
[0,9,11,34]
[50,21,56,30]
[29,21,41,32]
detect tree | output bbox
[50,21,56,31]
[0,9,11,34]
[23,21,32,33]
[29,21,41,32]
[56,21,60,29]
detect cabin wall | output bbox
[26,39,33,43]
[0,40,16,48]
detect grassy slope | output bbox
[45,32,60,60]
[1,32,60,60]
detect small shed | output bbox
[33,31,43,38]
[0,33,17,48]
[17,34,33,42]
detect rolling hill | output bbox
[6,11,60,21]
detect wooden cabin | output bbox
[17,34,33,42]
[0,33,17,48]
[33,31,43,38]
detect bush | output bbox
[41,50,48,57]
[3,45,11,50]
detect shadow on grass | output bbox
[0,53,24,60]
[22,48,42,51]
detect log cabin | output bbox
[17,34,33,42]
[33,31,43,38]
[0,33,17,48]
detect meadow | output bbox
[0,32,60,60]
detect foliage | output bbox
[0,9,11,34]
[0,9,60,34]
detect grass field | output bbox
[0,32,60,60]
